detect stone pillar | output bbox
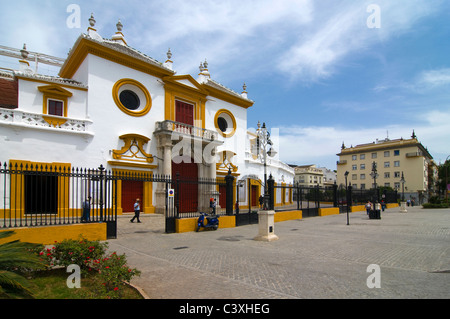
[155,136,172,214]
[254,210,279,242]
[400,202,407,213]
[225,169,234,216]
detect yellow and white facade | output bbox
[336,132,437,202]
[0,16,294,216]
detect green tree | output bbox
[438,160,450,201]
[0,231,46,298]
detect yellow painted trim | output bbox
[107,161,157,169]
[318,207,340,216]
[59,36,174,79]
[351,205,366,212]
[112,133,154,164]
[201,83,254,109]
[163,76,208,127]
[38,84,73,126]
[112,78,152,117]
[0,223,107,245]
[248,178,262,208]
[274,210,302,222]
[16,75,88,91]
[214,109,237,138]
[175,215,236,233]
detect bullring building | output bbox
[0,16,294,218]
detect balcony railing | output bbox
[154,120,218,142]
[0,108,93,136]
[406,152,422,158]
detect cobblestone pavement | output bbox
[108,206,450,299]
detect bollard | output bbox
[254,210,279,242]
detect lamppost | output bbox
[256,121,277,210]
[400,171,406,201]
[400,171,407,213]
[344,171,349,225]
[445,155,450,203]
[370,161,379,203]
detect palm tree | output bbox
[0,231,46,298]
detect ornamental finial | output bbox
[89,13,96,27]
[116,19,123,32]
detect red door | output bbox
[172,160,198,213]
[175,100,194,125]
[219,184,226,209]
[251,185,258,207]
[121,180,143,213]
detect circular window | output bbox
[119,90,140,110]
[217,117,228,132]
[112,79,152,116]
[214,109,236,138]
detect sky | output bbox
[1,0,449,170]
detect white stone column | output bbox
[254,210,279,242]
[400,202,407,213]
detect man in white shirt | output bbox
[130,198,141,223]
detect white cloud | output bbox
[130,0,314,77]
[277,0,443,83]
[277,108,450,169]
[416,68,450,89]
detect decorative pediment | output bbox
[112,134,154,164]
[37,84,73,98]
[163,75,208,95]
[216,150,238,173]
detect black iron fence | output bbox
[268,176,399,217]
[0,161,236,236]
[1,160,400,238]
[0,162,118,238]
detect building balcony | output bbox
[0,108,93,136]
[154,120,219,143]
[406,152,423,158]
[337,160,347,165]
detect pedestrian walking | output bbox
[365,200,372,215]
[130,198,141,223]
[210,198,217,215]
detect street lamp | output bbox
[400,171,406,201]
[256,121,277,210]
[344,171,349,225]
[400,171,407,213]
[445,155,450,203]
[370,161,379,202]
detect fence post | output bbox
[267,174,275,210]
[333,182,338,207]
[347,185,353,207]
[98,165,105,221]
[225,169,234,216]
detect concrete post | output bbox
[254,210,279,242]
[400,202,407,213]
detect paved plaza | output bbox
[108,206,449,299]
